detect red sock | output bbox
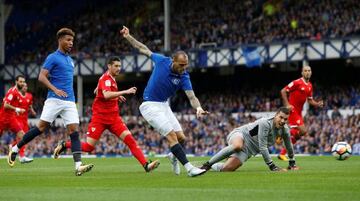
[81,142,95,152]
[12,139,25,157]
[65,141,71,149]
[19,146,26,157]
[123,134,147,166]
[290,128,300,144]
[280,147,287,155]
[65,141,95,152]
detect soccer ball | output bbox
[331,142,352,160]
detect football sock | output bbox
[208,144,235,166]
[16,127,41,149]
[66,141,95,153]
[280,148,287,155]
[14,138,26,157]
[211,162,224,172]
[123,135,147,166]
[81,142,95,152]
[19,146,26,157]
[170,143,189,166]
[70,131,81,163]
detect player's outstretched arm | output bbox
[4,102,25,114]
[38,69,68,97]
[308,98,324,108]
[185,90,209,118]
[102,87,137,100]
[120,26,152,57]
[280,88,293,110]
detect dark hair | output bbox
[277,106,290,115]
[107,56,121,65]
[15,75,25,81]
[57,28,75,39]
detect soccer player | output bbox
[53,56,160,172]
[0,75,28,162]
[8,28,93,176]
[14,83,37,163]
[278,66,324,161]
[200,107,299,172]
[121,26,208,177]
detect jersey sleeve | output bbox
[150,53,167,64]
[4,89,16,105]
[181,74,193,91]
[98,78,112,92]
[284,80,298,93]
[43,54,56,71]
[282,126,294,157]
[257,121,272,164]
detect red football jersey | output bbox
[283,78,313,115]
[17,92,33,121]
[0,86,23,118]
[92,71,119,121]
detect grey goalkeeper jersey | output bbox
[229,116,294,164]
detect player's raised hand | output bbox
[118,96,126,103]
[317,100,324,108]
[125,87,137,95]
[120,26,130,38]
[54,88,68,97]
[196,107,209,118]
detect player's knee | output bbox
[166,132,179,146]
[177,135,186,144]
[232,141,243,152]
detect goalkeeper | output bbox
[201,107,299,172]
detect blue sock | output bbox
[17,127,42,148]
[70,131,81,162]
[170,143,189,165]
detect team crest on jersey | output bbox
[105,80,111,87]
[301,87,305,91]
[91,127,96,132]
[171,78,180,85]
[8,94,13,100]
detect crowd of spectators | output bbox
[4,0,360,64]
[1,84,359,157]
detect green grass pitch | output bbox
[0,156,359,201]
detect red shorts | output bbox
[0,116,23,135]
[18,119,29,132]
[86,116,129,141]
[288,110,304,128]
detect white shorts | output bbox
[139,101,182,136]
[40,98,79,125]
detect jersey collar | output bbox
[106,71,116,82]
[301,78,309,85]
